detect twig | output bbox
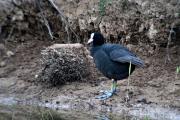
[25,90,43,99]
[36,0,54,40]
[65,25,70,43]
[48,111,54,120]
[47,0,80,42]
[11,111,14,120]
[125,61,132,103]
[6,26,14,44]
[165,24,176,64]
[176,66,180,79]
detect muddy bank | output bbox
[0,87,180,120]
[0,0,180,120]
[0,40,179,120]
[0,104,140,120]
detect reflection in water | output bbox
[97,115,110,120]
[0,97,17,105]
[0,105,133,120]
[0,96,180,120]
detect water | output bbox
[0,105,133,120]
[0,96,180,120]
[0,96,134,120]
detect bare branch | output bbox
[47,0,80,42]
[165,24,176,64]
[36,0,54,40]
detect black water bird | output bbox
[88,32,144,100]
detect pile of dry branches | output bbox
[38,44,94,86]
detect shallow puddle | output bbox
[0,96,180,120]
[0,105,134,120]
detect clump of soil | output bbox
[38,44,95,86]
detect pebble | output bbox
[0,61,6,67]
[35,74,38,78]
[6,51,14,57]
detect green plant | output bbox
[176,66,180,79]
[121,0,129,10]
[176,66,180,74]
[99,0,112,16]
[144,116,150,120]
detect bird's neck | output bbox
[90,45,102,56]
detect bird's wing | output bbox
[109,49,144,67]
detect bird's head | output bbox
[87,32,105,46]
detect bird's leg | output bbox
[111,79,117,93]
[96,79,117,100]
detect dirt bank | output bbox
[0,0,180,120]
[0,36,179,119]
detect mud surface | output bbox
[0,105,135,120]
[0,38,180,120]
[0,0,180,120]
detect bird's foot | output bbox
[96,79,118,100]
[95,90,116,100]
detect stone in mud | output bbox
[38,43,98,86]
[6,51,14,57]
[0,61,6,67]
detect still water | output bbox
[0,105,134,120]
[0,96,180,120]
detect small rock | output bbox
[12,10,24,21]
[35,74,38,79]
[137,98,147,103]
[148,81,161,87]
[137,98,152,104]
[174,13,180,18]
[56,101,60,104]
[6,51,14,57]
[0,61,6,67]
[144,59,151,67]
[159,15,165,20]
[148,23,158,39]
[139,24,145,32]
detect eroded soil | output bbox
[0,0,180,119]
[0,39,180,119]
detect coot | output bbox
[88,32,144,100]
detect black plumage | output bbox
[88,32,144,81]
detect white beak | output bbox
[87,38,93,44]
[87,33,94,44]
